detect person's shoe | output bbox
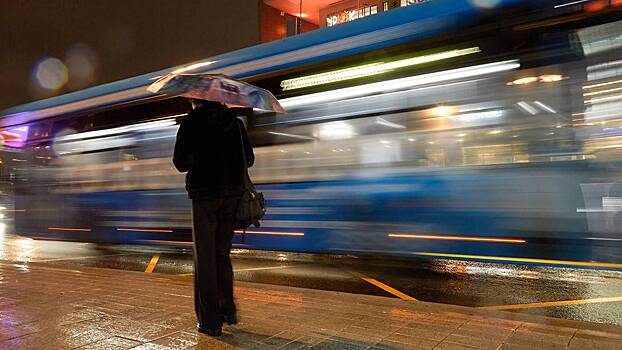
[223,312,238,325]
[197,324,222,337]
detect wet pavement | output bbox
[1,260,621,350]
[1,228,622,327]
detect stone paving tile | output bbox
[309,336,373,350]
[384,332,442,348]
[434,342,480,350]
[275,334,328,350]
[0,262,621,350]
[568,336,622,350]
[576,328,622,340]
[451,322,518,342]
[503,328,577,350]
[77,336,143,350]
[140,330,205,349]
[395,323,454,341]
[371,339,435,350]
[441,333,506,350]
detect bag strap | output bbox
[236,120,249,241]
[236,120,251,187]
[236,120,247,170]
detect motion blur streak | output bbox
[583,78,622,89]
[142,240,193,246]
[414,253,622,269]
[117,228,174,233]
[234,230,305,236]
[554,0,590,8]
[280,47,481,91]
[387,234,527,244]
[280,60,520,108]
[47,227,91,232]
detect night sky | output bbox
[0,0,260,111]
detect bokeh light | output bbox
[469,0,502,9]
[65,43,98,87]
[34,57,68,90]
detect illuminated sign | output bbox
[0,126,29,148]
[326,5,378,27]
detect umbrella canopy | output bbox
[147,73,285,113]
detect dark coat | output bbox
[173,103,254,199]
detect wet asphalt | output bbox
[1,228,622,327]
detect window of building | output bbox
[328,4,380,27]
[286,17,297,37]
[401,0,430,6]
[383,2,389,11]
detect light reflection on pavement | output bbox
[1,230,622,326]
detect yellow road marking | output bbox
[361,277,418,301]
[145,255,160,273]
[414,252,622,269]
[479,296,622,310]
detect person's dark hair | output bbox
[188,98,226,110]
[201,100,227,109]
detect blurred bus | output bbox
[2,0,622,267]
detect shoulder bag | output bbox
[234,122,266,231]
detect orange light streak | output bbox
[387,233,526,244]
[234,230,304,236]
[47,227,91,232]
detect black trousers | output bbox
[191,196,239,329]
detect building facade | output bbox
[260,0,431,42]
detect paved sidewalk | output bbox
[0,262,621,350]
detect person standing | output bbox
[173,99,254,336]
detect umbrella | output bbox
[147,73,285,113]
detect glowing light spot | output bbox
[507,76,538,86]
[469,0,502,8]
[34,57,68,90]
[65,43,98,85]
[431,106,455,117]
[539,74,565,83]
[318,121,354,140]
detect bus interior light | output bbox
[280,60,520,109]
[280,47,481,91]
